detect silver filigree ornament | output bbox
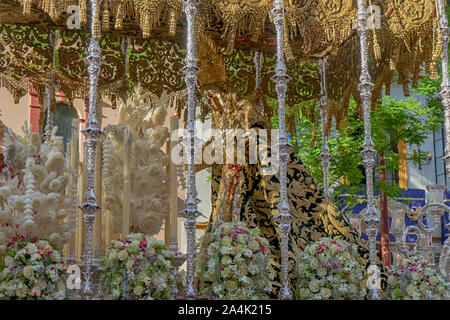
[179,0,201,299]
[79,0,104,299]
[43,30,58,142]
[439,0,450,176]
[356,0,381,300]
[435,0,450,282]
[271,0,293,300]
[318,58,331,197]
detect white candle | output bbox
[169,116,179,251]
[122,127,131,237]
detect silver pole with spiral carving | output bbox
[437,0,450,277]
[79,0,104,299]
[438,1,450,174]
[357,0,381,300]
[43,30,58,142]
[180,0,201,299]
[318,58,331,197]
[271,0,293,300]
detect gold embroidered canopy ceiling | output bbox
[0,0,445,131]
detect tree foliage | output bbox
[268,75,445,210]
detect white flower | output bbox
[137,272,147,282]
[53,290,65,300]
[309,279,320,293]
[221,255,232,266]
[207,259,216,269]
[37,240,50,249]
[317,267,328,278]
[436,285,446,295]
[225,280,238,292]
[15,284,28,298]
[299,288,312,299]
[239,276,251,285]
[248,240,260,252]
[243,248,253,258]
[147,246,156,255]
[297,263,307,275]
[29,253,41,262]
[133,285,144,296]
[212,284,223,295]
[221,224,233,233]
[401,258,411,268]
[429,276,438,286]
[50,251,60,263]
[406,284,416,296]
[23,266,34,279]
[38,279,47,291]
[207,244,217,255]
[419,283,429,294]
[1,268,11,279]
[248,263,258,275]
[237,234,246,244]
[220,246,234,255]
[108,250,118,261]
[309,258,319,269]
[126,259,134,270]
[25,243,38,254]
[309,243,319,255]
[221,267,232,279]
[4,256,14,266]
[114,241,124,250]
[111,289,121,299]
[118,250,129,261]
[320,287,332,299]
[411,272,421,281]
[222,236,232,245]
[411,291,421,300]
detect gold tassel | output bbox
[373,34,381,60]
[23,0,32,15]
[224,27,236,55]
[143,13,150,38]
[430,61,439,80]
[49,0,57,20]
[385,82,391,96]
[93,8,101,41]
[102,1,110,32]
[43,0,50,13]
[402,81,410,97]
[168,8,177,37]
[115,4,123,30]
[51,94,56,113]
[390,44,399,71]
[282,4,294,64]
[283,26,295,64]
[80,0,87,26]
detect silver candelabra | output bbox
[79,0,104,299]
[357,0,380,300]
[271,0,293,300]
[180,0,201,299]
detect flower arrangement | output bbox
[0,236,69,300]
[386,254,450,300]
[295,237,367,300]
[197,222,274,299]
[102,233,181,300]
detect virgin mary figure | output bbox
[193,35,385,297]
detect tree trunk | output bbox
[379,152,391,268]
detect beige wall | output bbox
[0,87,120,136]
[0,87,30,137]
